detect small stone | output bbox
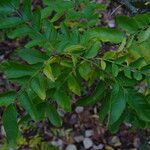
[51,139,63,147]
[105,145,114,150]
[83,138,93,149]
[65,144,77,150]
[93,144,104,150]
[75,106,84,113]
[110,136,121,147]
[57,139,63,146]
[1,126,6,136]
[69,114,78,125]
[108,20,115,28]
[74,135,84,143]
[85,130,94,137]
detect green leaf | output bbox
[112,64,119,77]
[141,64,150,75]
[17,48,48,64]
[22,0,32,20]
[108,113,125,133]
[99,94,111,122]
[78,61,92,81]
[8,26,31,39]
[32,9,41,30]
[67,74,81,96]
[124,67,132,79]
[41,7,52,19]
[64,45,84,53]
[116,16,139,33]
[133,71,142,81]
[43,63,56,82]
[19,91,39,121]
[0,91,16,106]
[87,28,124,43]
[0,0,19,14]
[60,60,73,68]
[130,57,145,68]
[46,104,62,127]
[127,90,150,122]
[54,90,71,112]
[100,60,106,70]
[138,27,150,43]
[50,12,64,23]
[1,61,37,79]
[84,42,100,58]
[37,102,46,120]
[77,81,105,106]
[108,88,126,125]
[3,104,19,146]
[31,74,46,100]
[0,17,23,29]
[25,39,44,48]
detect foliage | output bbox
[0,0,150,146]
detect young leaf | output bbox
[43,63,56,82]
[112,64,119,77]
[0,91,16,106]
[78,61,92,81]
[64,45,84,53]
[67,74,81,96]
[31,74,46,100]
[101,60,106,70]
[46,104,62,127]
[124,67,132,79]
[2,104,19,146]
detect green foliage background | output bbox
[0,0,150,147]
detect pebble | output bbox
[75,106,84,113]
[1,126,6,136]
[69,114,78,125]
[83,138,93,149]
[93,144,104,150]
[74,135,84,143]
[108,20,115,28]
[65,144,77,150]
[51,139,63,148]
[85,130,94,137]
[110,136,121,147]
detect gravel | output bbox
[83,138,93,149]
[65,144,77,150]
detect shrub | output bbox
[0,0,150,146]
